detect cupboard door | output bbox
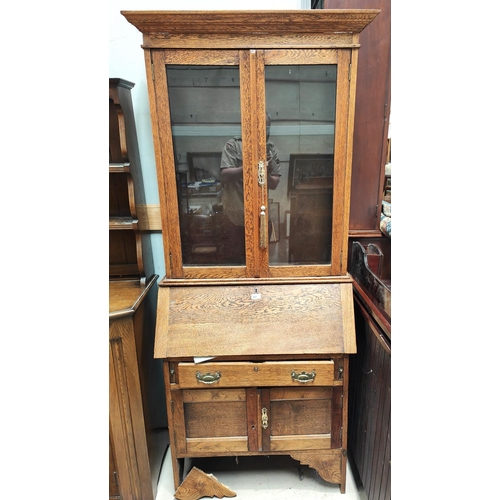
[152,50,249,279]
[152,48,352,279]
[263,386,342,452]
[263,49,353,277]
[180,388,249,455]
[263,51,337,276]
[175,385,341,456]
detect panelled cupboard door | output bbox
[170,386,342,456]
[148,48,354,280]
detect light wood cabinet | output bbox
[155,282,355,492]
[122,9,379,495]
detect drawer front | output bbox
[178,360,334,389]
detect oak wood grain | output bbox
[119,11,381,496]
[121,10,380,37]
[173,467,236,500]
[156,283,355,358]
[125,10,379,279]
[178,361,334,388]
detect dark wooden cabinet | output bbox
[109,78,166,500]
[325,0,391,235]
[122,9,379,496]
[321,2,391,497]
[349,302,391,500]
[349,240,391,500]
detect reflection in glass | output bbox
[265,64,337,265]
[166,65,244,266]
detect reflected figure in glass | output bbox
[220,113,281,264]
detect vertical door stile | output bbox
[254,50,269,277]
[151,49,183,278]
[260,388,271,451]
[331,49,351,277]
[238,50,255,277]
[239,49,263,277]
[246,387,260,452]
[340,355,350,494]
[342,43,359,275]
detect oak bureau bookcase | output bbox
[122,9,379,495]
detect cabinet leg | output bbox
[340,453,346,493]
[171,451,184,491]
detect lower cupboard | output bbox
[155,281,357,494]
[164,356,348,492]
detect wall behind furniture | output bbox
[109,0,308,281]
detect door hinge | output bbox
[151,58,155,82]
[170,400,174,414]
[348,64,351,81]
[169,252,173,272]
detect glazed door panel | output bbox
[150,48,352,279]
[151,50,247,279]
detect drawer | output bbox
[177,360,334,388]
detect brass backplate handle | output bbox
[291,370,316,383]
[261,407,268,429]
[196,371,221,384]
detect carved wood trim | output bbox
[289,449,343,485]
[173,467,236,500]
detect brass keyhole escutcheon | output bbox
[261,407,268,429]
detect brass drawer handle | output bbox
[196,371,221,384]
[291,370,316,383]
[261,407,268,429]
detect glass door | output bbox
[261,49,349,278]
[153,49,251,279]
[154,48,350,279]
[166,60,244,267]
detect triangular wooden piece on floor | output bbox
[174,466,237,500]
